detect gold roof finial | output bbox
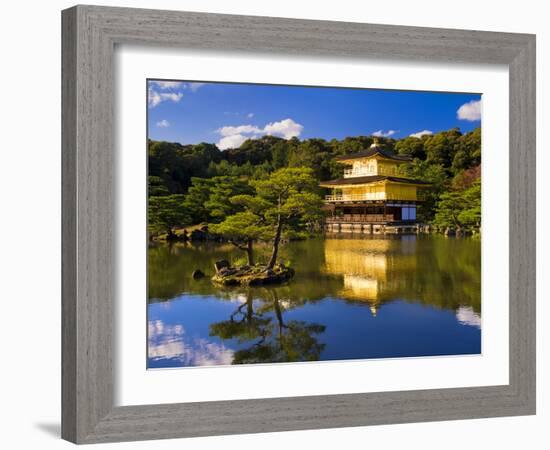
[371,137,380,148]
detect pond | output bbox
[147,235,481,368]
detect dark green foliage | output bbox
[288,138,334,180]
[147,134,402,197]
[394,136,427,159]
[148,176,170,196]
[397,128,481,223]
[205,176,255,220]
[223,135,283,165]
[148,140,222,193]
[148,194,189,237]
[433,179,481,230]
[423,128,463,168]
[452,127,481,171]
[271,140,291,169]
[182,176,253,224]
[398,160,448,222]
[181,178,213,224]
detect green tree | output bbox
[148,140,222,194]
[148,194,189,239]
[181,177,214,224]
[211,168,324,269]
[209,212,267,265]
[457,179,481,228]
[433,179,481,230]
[457,127,481,167]
[394,136,426,159]
[424,128,462,169]
[288,139,334,180]
[182,176,254,225]
[205,176,254,221]
[148,176,170,196]
[399,159,448,222]
[245,168,324,269]
[271,140,291,169]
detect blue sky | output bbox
[147,80,481,150]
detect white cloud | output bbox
[148,89,183,108]
[149,81,205,93]
[455,306,481,329]
[160,92,183,102]
[187,82,205,92]
[148,320,234,366]
[372,129,397,137]
[457,99,481,121]
[216,118,304,150]
[217,124,262,137]
[409,129,433,138]
[156,119,170,128]
[148,89,162,108]
[151,81,183,89]
[147,80,204,108]
[218,134,251,150]
[264,118,304,139]
[247,112,254,118]
[150,81,205,92]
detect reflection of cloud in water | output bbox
[148,320,234,366]
[231,293,248,304]
[456,306,481,329]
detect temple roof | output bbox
[319,175,430,187]
[336,147,412,163]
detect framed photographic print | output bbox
[62,5,536,444]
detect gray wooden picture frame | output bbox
[61,4,536,444]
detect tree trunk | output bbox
[274,297,284,345]
[246,239,254,266]
[245,292,253,322]
[267,218,283,270]
[229,240,254,266]
[167,228,177,241]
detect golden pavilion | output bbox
[320,140,429,233]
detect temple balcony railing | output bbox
[343,167,398,178]
[326,193,397,202]
[326,214,395,223]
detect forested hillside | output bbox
[148,127,481,236]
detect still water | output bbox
[148,235,481,368]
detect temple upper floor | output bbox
[336,141,412,179]
[343,158,400,178]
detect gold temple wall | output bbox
[339,182,418,201]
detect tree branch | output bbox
[228,239,248,251]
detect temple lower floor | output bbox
[325,201,418,224]
[324,201,419,234]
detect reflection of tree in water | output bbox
[209,289,325,364]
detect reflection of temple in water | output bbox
[323,237,418,316]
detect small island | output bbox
[211,259,295,286]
